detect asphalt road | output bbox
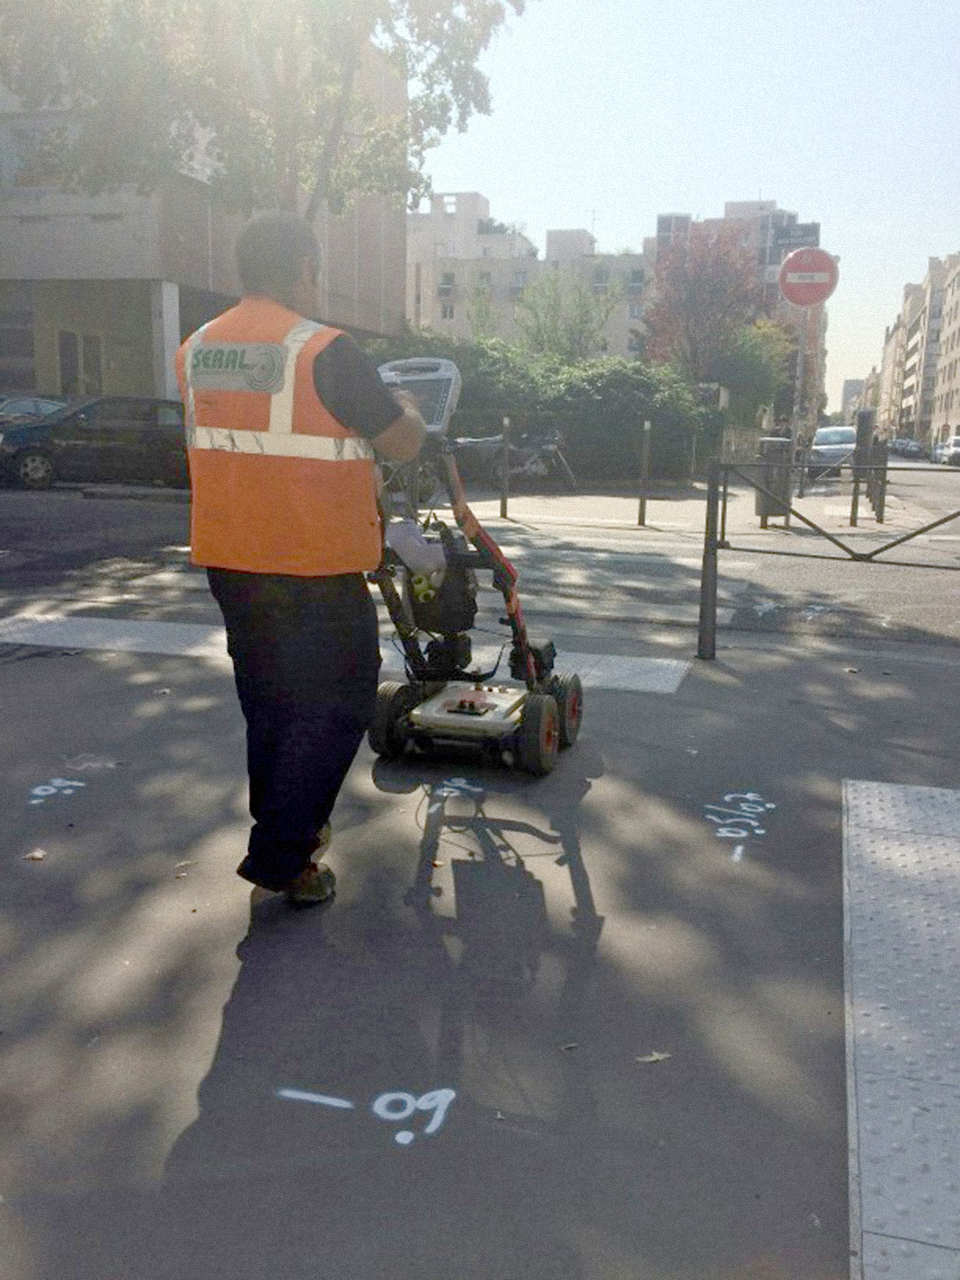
[3,460,960,644]
[1,474,960,1279]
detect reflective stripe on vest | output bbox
[189,425,373,461]
[183,318,373,461]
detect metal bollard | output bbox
[875,439,888,523]
[499,416,510,518]
[697,460,722,660]
[638,420,651,526]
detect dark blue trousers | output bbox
[208,568,379,891]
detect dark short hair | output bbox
[235,212,320,296]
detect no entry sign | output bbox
[778,247,838,307]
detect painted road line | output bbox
[843,780,960,1280]
[0,613,229,660]
[380,646,690,694]
[469,595,738,626]
[0,613,692,693]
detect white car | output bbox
[807,426,857,478]
[939,436,960,466]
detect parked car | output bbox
[939,436,960,467]
[890,437,923,457]
[932,441,949,464]
[807,425,857,478]
[0,396,187,490]
[0,394,67,424]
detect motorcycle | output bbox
[450,429,578,492]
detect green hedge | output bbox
[365,331,705,482]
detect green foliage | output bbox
[0,0,524,211]
[366,329,702,480]
[716,319,794,434]
[512,270,621,363]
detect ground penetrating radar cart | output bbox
[370,358,582,776]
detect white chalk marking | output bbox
[372,1092,418,1122]
[277,1089,355,1110]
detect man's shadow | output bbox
[132,744,604,1280]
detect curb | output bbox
[82,487,189,504]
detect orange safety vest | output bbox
[175,296,381,576]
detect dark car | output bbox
[0,394,67,424]
[0,396,187,490]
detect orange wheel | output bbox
[518,694,560,776]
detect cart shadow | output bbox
[125,750,604,1279]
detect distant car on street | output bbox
[0,396,187,490]
[939,436,960,467]
[807,425,857,478]
[0,394,67,424]
[891,437,924,459]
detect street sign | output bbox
[778,247,838,307]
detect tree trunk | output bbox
[274,6,301,210]
[304,43,361,223]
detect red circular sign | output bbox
[778,247,839,307]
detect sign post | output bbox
[778,247,838,440]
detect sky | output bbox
[423,0,960,409]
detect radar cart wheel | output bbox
[369,681,417,759]
[552,672,583,748]
[518,693,560,776]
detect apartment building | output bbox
[872,254,960,446]
[899,259,946,441]
[648,200,828,424]
[932,255,960,443]
[406,192,650,356]
[876,312,907,435]
[0,70,406,400]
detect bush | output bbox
[365,329,704,482]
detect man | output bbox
[176,212,425,904]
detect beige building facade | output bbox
[870,253,960,446]
[0,81,406,400]
[876,310,908,435]
[406,192,650,356]
[932,255,960,442]
[899,258,948,442]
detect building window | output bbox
[441,304,455,320]
[628,304,644,320]
[511,270,527,294]
[443,195,457,215]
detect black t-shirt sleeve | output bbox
[312,334,403,440]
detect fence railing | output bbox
[698,459,960,659]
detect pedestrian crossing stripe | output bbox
[0,613,690,694]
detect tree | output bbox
[0,0,524,212]
[716,319,794,434]
[513,270,621,364]
[644,226,762,382]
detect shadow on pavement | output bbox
[121,750,605,1280]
